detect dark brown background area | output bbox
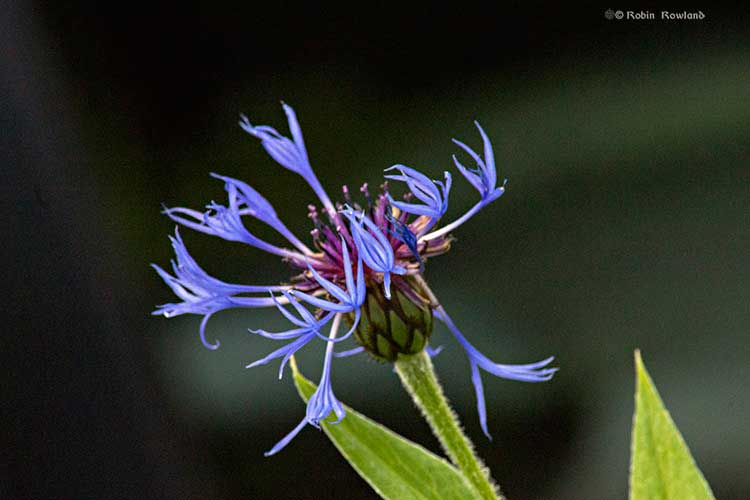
[4,3,749,499]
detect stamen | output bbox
[342,185,352,206]
[307,204,327,236]
[323,245,340,264]
[360,182,372,209]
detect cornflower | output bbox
[153,103,556,454]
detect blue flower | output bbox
[151,229,289,349]
[153,103,555,454]
[434,307,557,438]
[240,103,335,216]
[384,165,451,219]
[340,206,406,299]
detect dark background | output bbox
[4,3,749,499]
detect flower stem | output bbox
[395,350,503,500]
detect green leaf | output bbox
[290,357,481,500]
[629,350,715,500]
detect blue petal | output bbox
[475,121,497,190]
[341,207,405,299]
[382,272,392,299]
[269,292,309,327]
[239,104,335,214]
[306,345,346,425]
[245,332,317,379]
[210,173,278,222]
[388,196,441,218]
[264,318,346,456]
[164,194,296,257]
[434,307,556,437]
[385,207,423,270]
[151,230,291,348]
[333,346,366,358]
[248,326,310,340]
[240,112,309,176]
[289,290,352,313]
[425,344,444,358]
[283,290,318,325]
[290,240,365,321]
[384,165,451,219]
[264,418,308,457]
[470,362,490,439]
[303,261,351,304]
[199,313,220,350]
[451,121,500,205]
[385,165,440,205]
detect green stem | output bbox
[395,350,503,500]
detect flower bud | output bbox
[345,278,433,361]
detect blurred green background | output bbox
[6,4,749,500]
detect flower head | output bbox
[153,103,555,453]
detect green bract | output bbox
[346,277,434,362]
